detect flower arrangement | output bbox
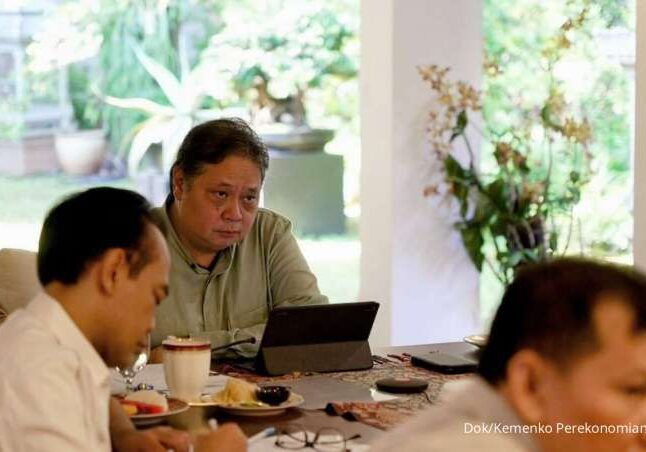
[418,10,594,285]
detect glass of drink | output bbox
[162,337,211,402]
[116,335,150,392]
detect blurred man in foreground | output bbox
[0,188,245,452]
[372,258,646,452]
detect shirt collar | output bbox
[27,292,110,387]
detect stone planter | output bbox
[0,133,59,175]
[259,127,335,152]
[54,129,107,176]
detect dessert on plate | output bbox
[210,377,263,406]
[120,390,169,416]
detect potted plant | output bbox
[26,0,222,178]
[419,7,594,286]
[24,4,107,176]
[54,63,107,176]
[202,2,357,151]
[54,129,106,176]
[102,45,233,176]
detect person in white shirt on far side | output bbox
[0,187,245,452]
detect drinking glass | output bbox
[116,335,150,392]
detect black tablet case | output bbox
[254,301,379,376]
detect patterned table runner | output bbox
[214,354,469,430]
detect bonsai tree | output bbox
[202,1,358,130]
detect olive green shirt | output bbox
[150,204,328,356]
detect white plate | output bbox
[129,398,190,426]
[464,334,488,348]
[193,393,304,417]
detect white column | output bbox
[635,1,646,270]
[360,0,483,346]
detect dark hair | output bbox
[38,187,155,285]
[168,118,269,201]
[478,258,646,385]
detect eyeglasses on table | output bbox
[275,425,361,452]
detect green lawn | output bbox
[298,236,360,303]
[0,174,360,302]
[0,174,135,223]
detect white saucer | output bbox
[464,334,488,348]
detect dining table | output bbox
[115,342,479,448]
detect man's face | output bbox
[107,226,170,368]
[538,298,646,452]
[172,155,261,259]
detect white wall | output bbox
[359,0,394,345]
[360,0,483,346]
[635,0,646,270]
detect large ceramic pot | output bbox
[259,127,335,152]
[54,129,107,176]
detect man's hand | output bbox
[112,426,191,452]
[194,423,247,452]
[112,426,191,451]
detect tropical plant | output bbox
[202,1,358,127]
[420,6,595,286]
[103,46,232,175]
[26,0,223,150]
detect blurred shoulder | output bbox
[253,208,293,233]
[371,406,529,452]
[0,312,79,381]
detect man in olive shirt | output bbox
[151,118,328,357]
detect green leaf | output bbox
[568,186,581,203]
[160,116,193,173]
[521,248,541,262]
[444,155,472,217]
[473,195,495,224]
[569,171,580,183]
[444,154,466,179]
[127,117,169,175]
[485,179,510,211]
[540,104,560,130]
[103,95,173,116]
[133,46,182,108]
[450,110,468,142]
[549,231,559,252]
[506,250,523,268]
[460,227,485,271]
[490,216,507,237]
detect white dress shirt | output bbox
[370,377,540,452]
[0,292,111,452]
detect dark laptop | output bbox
[409,342,479,374]
[222,301,379,376]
